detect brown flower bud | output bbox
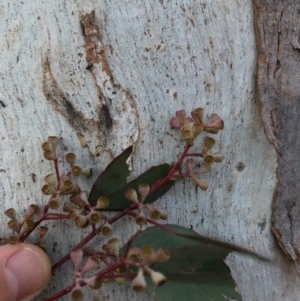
[47,136,59,151]
[125,188,138,203]
[147,206,161,220]
[102,238,119,256]
[203,136,216,151]
[140,246,155,263]
[60,180,75,195]
[41,142,52,152]
[43,150,57,161]
[47,197,60,209]
[204,113,224,133]
[191,107,204,124]
[70,288,84,301]
[5,208,16,219]
[126,247,140,263]
[8,219,20,232]
[204,155,214,165]
[181,129,194,145]
[75,215,89,228]
[71,166,82,176]
[44,173,57,186]
[89,212,101,224]
[101,222,112,236]
[68,209,80,220]
[63,201,74,212]
[65,152,76,166]
[193,123,203,135]
[42,184,56,195]
[22,219,35,233]
[70,192,89,209]
[26,204,40,218]
[95,196,110,209]
[135,213,147,225]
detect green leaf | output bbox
[128,224,242,301]
[88,146,175,211]
[88,146,133,206]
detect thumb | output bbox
[0,243,51,301]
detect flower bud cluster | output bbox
[40,137,100,230]
[170,108,224,191]
[170,108,224,145]
[125,184,167,225]
[102,238,120,257]
[41,138,91,209]
[63,191,107,229]
[42,172,81,210]
[65,152,92,178]
[184,135,224,190]
[4,204,40,243]
[126,246,170,291]
[41,136,59,160]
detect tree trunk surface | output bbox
[0,1,299,300]
[253,0,300,273]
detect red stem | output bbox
[150,144,191,192]
[51,204,137,273]
[44,213,69,220]
[95,259,125,278]
[19,209,68,242]
[42,283,76,301]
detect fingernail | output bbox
[5,246,51,301]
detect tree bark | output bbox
[1,1,300,300]
[253,0,300,271]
